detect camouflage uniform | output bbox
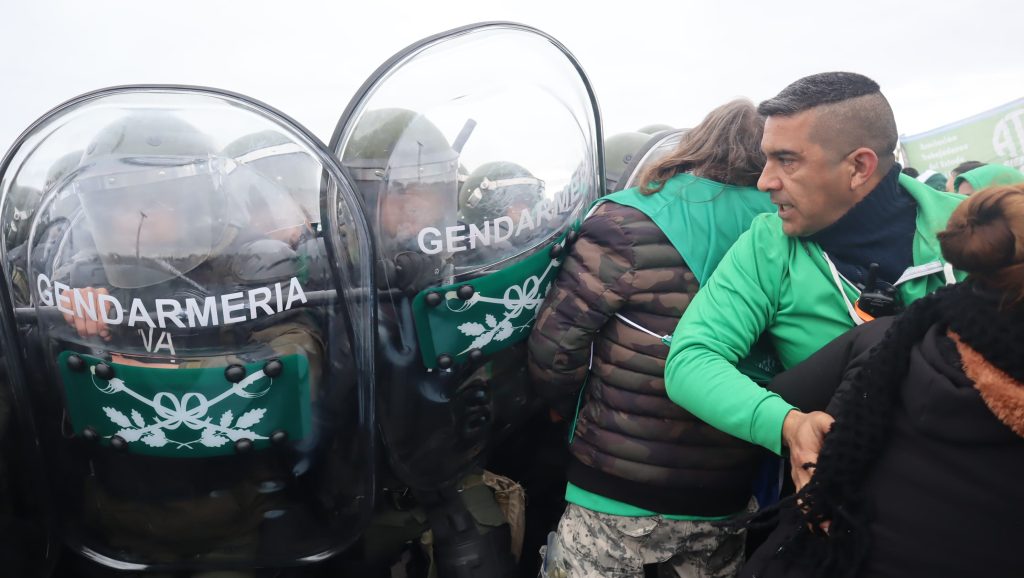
[541,504,747,578]
[528,202,767,575]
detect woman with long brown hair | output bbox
[529,99,776,578]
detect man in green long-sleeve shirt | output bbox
[664,72,964,490]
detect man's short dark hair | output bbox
[759,72,897,170]
[758,72,880,117]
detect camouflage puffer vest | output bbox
[528,202,765,516]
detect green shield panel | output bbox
[58,352,311,457]
[412,236,569,369]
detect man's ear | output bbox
[849,147,879,189]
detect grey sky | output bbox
[2,0,1023,155]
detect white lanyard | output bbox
[822,252,958,326]
[823,252,864,326]
[614,313,673,346]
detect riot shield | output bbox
[331,22,602,578]
[0,87,376,574]
[332,19,601,491]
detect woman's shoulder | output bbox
[585,200,658,238]
[582,201,681,270]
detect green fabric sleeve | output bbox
[664,216,795,455]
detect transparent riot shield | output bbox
[333,20,601,491]
[331,21,602,578]
[0,87,376,574]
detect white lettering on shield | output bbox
[34,273,308,330]
[416,184,580,255]
[139,327,177,355]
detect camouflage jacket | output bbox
[528,202,764,516]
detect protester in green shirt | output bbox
[665,72,965,491]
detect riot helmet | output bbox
[620,129,688,191]
[222,130,322,226]
[603,132,650,194]
[4,150,82,255]
[69,155,239,289]
[3,149,88,307]
[637,123,674,134]
[45,150,84,190]
[83,112,214,159]
[340,108,462,296]
[459,161,544,226]
[6,185,40,241]
[342,108,459,254]
[70,112,227,288]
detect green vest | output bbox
[601,173,776,285]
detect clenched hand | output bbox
[781,409,834,491]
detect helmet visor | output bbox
[73,155,237,288]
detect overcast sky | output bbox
[2,0,1023,155]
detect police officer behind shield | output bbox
[457,161,546,267]
[45,113,328,578]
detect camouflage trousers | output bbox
[539,504,746,578]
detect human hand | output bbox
[781,409,834,491]
[62,287,112,340]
